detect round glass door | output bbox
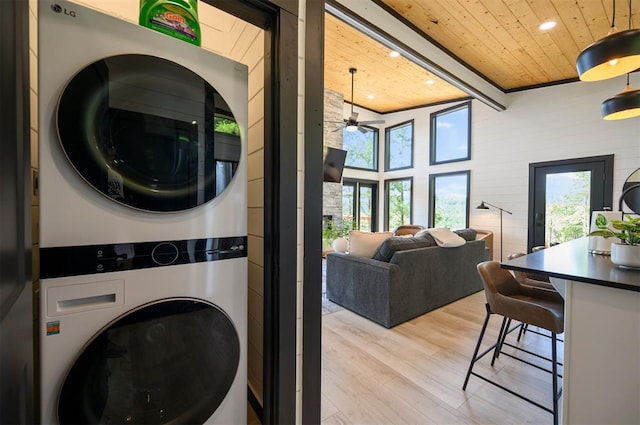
[57,299,240,424]
[57,54,241,212]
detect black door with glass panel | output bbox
[528,155,613,252]
[342,179,377,232]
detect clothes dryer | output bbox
[39,0,247,247]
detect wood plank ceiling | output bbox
[324,0,638,114]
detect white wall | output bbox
[343,75,640,261]
[471,77,639,259]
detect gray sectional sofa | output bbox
[325,231,490,328]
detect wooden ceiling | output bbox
[324,0,639,113]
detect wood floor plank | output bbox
[321,411,352,425]
[321,289,561,424]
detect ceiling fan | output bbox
[331,68,385,133]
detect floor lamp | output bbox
[476,201,512,261]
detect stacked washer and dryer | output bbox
[38,1,248,424]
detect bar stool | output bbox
[506,251,563,341]
[463,261,564,425]
[507,251,554,289]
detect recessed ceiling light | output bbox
[389,51,400,58]
[539,21,556,30]
[426,79,435,85]
[367,94,375,99]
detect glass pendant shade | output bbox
[576,29,640,81]
[601,84,640,120]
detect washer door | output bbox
[57,299,240,424]
[57,54,241,212]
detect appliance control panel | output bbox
[40,237,247,278]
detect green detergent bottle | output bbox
[139,0,201,46]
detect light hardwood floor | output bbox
[321,291,563,425]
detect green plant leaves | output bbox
[589,213,640,246]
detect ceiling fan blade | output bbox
[332,126,344,132]
[358,120,385,125]
[357,126,368,134]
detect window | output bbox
[385,177,413,231]
[343,179,378,232]
[385,120,413,171]
[429,171,470,229]
[343,125,378,171]
[430,101,471,165]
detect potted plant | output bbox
[589,213,640,268]
[322,220,355,254]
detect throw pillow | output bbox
[412,228,437,245]
[454,228,477,241]
[348,230,393,258]
[372,236,437,262]
[414,228,477,243]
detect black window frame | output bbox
[384,177,413,231]
[430,101,471,165]
[428,170,471,229]
[342,178,379,232]
[384,119,414,171]
[343,124,379,171]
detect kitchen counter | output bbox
[501,237,640,425]
[502,237,640,292]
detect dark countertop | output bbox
[501,237,640,292]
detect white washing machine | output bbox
[39,259,247,425]
[38,1,248,424]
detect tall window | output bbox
[343,179,378,232]
[429,171,470,229]
[343,125,378,171]
[385,177,413,231]
[430,102,471,165]
[385,120,413,171]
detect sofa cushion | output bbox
[372,235,437,262]
[454,228,477,241]
[349,231,393,258]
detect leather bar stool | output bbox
[507,251,554,289]
[463,261,564,425]
[506,251,563,341]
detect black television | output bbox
[323,146,347,183]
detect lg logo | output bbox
[51,3,76,17]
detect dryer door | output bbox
[56,54,241,212]
[57,299,240,424]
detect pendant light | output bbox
[601,73,640,119]
[576,0,640,82]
